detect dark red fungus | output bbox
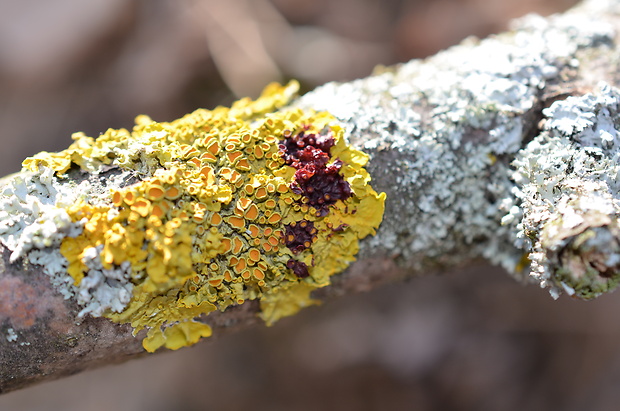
[279,129,352,216]
[286,259,310,278]
[279,130,335,165]
[283,220,317,254]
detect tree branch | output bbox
[2,0,620,394]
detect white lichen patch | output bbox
[294,8,614,271]
[0,166,138,315]
[6,328,17,342]
[76,245,133,318]
[28,248,76,299]
[0,168,79,262]
[506,82,620,299]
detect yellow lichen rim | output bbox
[23,81,386,352]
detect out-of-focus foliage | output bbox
[0,0,577,175]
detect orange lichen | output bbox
[248,224,261,238]
[152,204,165,218]
[253,268,265,281]
[146,186,166,201]
[124,191,136,205]
[201,152,217,162]
[221,238,231,253]
[131,198,151,217]
[248,248,261,262]
[227,151,243,164]
[164,186,180,200]
[255,187,268,200]
[245,204,259,220]
[234,258,247,273]
[232,237,244,254]
[267,213,282,224]
[237,198,252,210]
[112,191,123,207]
[210,212,222,226]
[209,279,223,287]
[227,216,245,230]
[206,140,220,156]
[253,146,264,159]
[236,158,251,171]
[267,235,280,247]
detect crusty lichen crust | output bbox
[3,81,385,352]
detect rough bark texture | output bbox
[2,0,620,394]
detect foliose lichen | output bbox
[0,81,385,352]
[293,11,614,275]
[504,82,620,299]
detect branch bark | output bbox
[2,0,620,393]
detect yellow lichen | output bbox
[23,80,386,352]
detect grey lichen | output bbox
[0,166,139,315]
[0,168,81,263]
[76,245,133,318]
[28,248,76,299]
[505,83,620,299]
[294,7,615,276]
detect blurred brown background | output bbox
[5,0,620,410]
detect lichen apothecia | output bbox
[1,81,385,352]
